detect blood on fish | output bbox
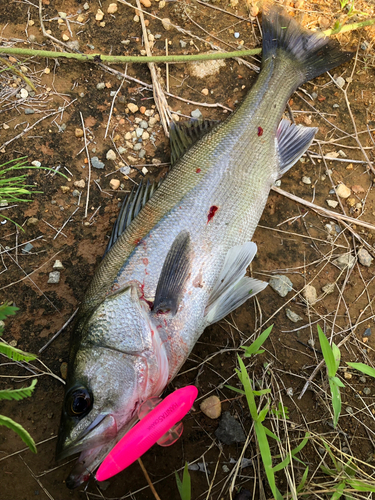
[143,258,149,266]
[196,168,201,173]
[207,205,218,223]
[139,282,153,309]
[257,126,263,136]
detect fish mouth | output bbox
[56,414,117,462]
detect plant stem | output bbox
[323,17,375,36]
[0,47,261,63]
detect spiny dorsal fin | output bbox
[170,119,219,167]
[104,180,160,255]
[276,119,317,177]
[153,230,192,315]
[205,242,267,325]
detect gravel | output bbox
[269,275,293,297]
[215,412,246,445]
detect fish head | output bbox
[56,285,170,484]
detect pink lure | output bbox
[95,386,198,482]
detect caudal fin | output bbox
[262,7,354,84]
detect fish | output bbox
[56,6,353,488]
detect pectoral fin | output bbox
[276,119,317,177]
[205,242,267,325]
[153,231,192,315]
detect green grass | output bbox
[0,157,66,228]
[175,462,191,500]
[227,325,309,499]
[317,325,345,428]
[0,302,38,453]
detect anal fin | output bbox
[205,242,267,325]
[276,119,317,177]
[153,231,192,315]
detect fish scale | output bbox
[56,6,354,488]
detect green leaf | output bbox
[346,479,375,492]
[237,355,258,420]
[0,343,37,362]
[175,462,191,500]
[225,384,245,395]
[329,379,342,428]
[0,303,19,321]
[272,454,291,472]
[291,432,310,457]
[254,421,283,500]
[331,376,345,388]
[296,466,309,493]
[263,426,280,442]
[253,389,271,396]
[317,325,336,377]
[331,480,345,500]
[346,362,375,378]
[0,379,37,401]
[0,415,37,453]
[332,343,341,372]
[242,325,273,357]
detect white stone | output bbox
[326,200,339,208]
[336,183,351,199]
[20,88,28,99]
[200,396,221,419]
[127,102,139,113]
[303,285,317,306]
[74,179,85,188]
[107,3,118,14]
[110,178,120,190]
[106,149,117,161]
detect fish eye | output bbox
[66,387,92,417]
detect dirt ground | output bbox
[1,0,375,499]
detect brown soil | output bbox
[1,1,375,499]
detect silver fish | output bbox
[56,6,353,488]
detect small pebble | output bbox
[358,248,373,267]
[107,3,118,14]
[286,308,302,323]
[60,186,70,193]
[139,120,148,129]
[338,150,347,158]
[74,179,85,189]
[106,149,117,161]
[201,88,209,96]
[360,376,367,383]
[29,34,36,42]
[140,0,151,6]
[303,285,317,306]
[180,40,187,48]
[9,339,17,347]
[96,82,105,90]
[346,406,353,415]
[75,128,84,138]
[361,41,369,51]
[139,106,147,114]
[142,167,149,175]
[363,387,371,395]
[27,217,38,227]
[134,142,142,150]
[24,108,35,115]
[333,103,339,108]
[128,102,139,114]
[20,88,28,99]
[269,275,293,297]
[215,412,246,445]
[344,371,352,379]
[234,32,240,38]
[31,160,41,167]
[48,271,60,284]
[333,253,356,270]
[62,34,70,41]
[96,9,104,21]
[351,184,365,194]
[191,108,203,119]
[326,199,338,208]
[336,183,351,199]
[364,328,372,338]
[200,395,221,419]
[110,178,120,190]
[53,260,64,270]
[72,189,80,197]
[162,18,172,30]
[91,157,105,169]
[302,176,311,185]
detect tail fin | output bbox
[262,7,354,84]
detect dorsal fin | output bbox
[170,119,219,166]
[104,180,161,255]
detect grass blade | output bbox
[242,325,273,357]
[0,415,37,453]
[346,362,375,378]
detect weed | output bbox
[175,462,191,500]
[0,302,38,453]
[317,325,345,427]
[227,325,309,499]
